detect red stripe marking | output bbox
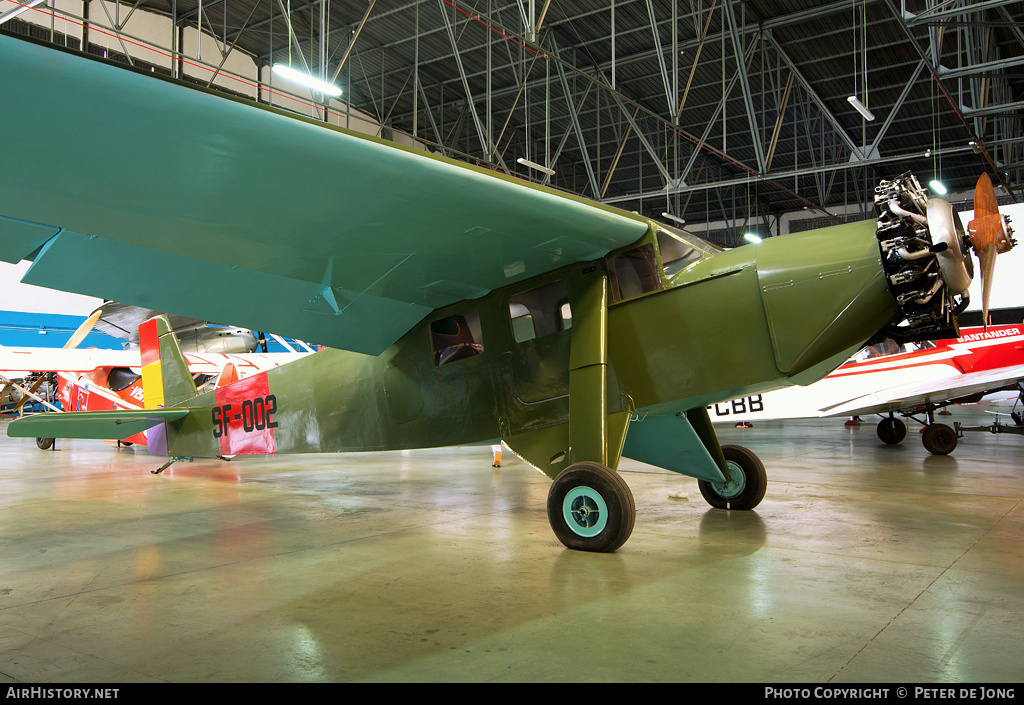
[138,318,160,367]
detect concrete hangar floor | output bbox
[0,407,1021,684]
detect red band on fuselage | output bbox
[212,372,277,455]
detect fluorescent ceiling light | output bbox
[0,0,45,24]
[661,212,686,225]
[743,233,763,244]
[929,180,947,195]
[847,95,876,121]
[272,64,342,98]
[516,158,555,176]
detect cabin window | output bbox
[657,229,703,277]
[607,244,661,301]
[430,309,484,366]
[508,280,571,343]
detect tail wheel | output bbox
[698,445,767,510]
[547,461,635,552]
[35,437,54,451]
[923,423,958,455]
[877,417,907,445]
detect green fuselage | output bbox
[165,218,896,463]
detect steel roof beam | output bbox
[436,0,503,170]
[903,0,1023,26]
[600,144,975,205]
[552,50,599,197]
[764,29,859,158]
[644,0,675,119]
[723,0,766,174]
[881,0,1019,201]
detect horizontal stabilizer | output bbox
[6,409,191,440]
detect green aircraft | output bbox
[0,31,1011,552]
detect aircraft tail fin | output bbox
[139,315,197,408]
[216,362,239,388]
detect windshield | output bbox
[656,225,717,278]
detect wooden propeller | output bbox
[967,173,1014,328]
[12,307,103,412]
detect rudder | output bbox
[139,315,197,408]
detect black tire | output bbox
[923,423,957,455]
[697,445,767,510]
[35,437,54,450]
[547,461,636,552]
[877,417,907,445]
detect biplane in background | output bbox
[0,32,1015,551]
[87,300,261,354]
[0,343,310,448]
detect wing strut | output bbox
[501,271,631,478]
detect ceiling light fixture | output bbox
[743,233,763,244]
[847,95,876,121]
[929,180,947,195]
[661,212,686,225]
[272,64,342,98]
[516,158,555,176]
[0,0,45,25]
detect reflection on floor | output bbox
[0,406,1021,683]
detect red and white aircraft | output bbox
[709,324,1024,455]
[0,346,309,448]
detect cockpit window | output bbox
[430,309,484,366]
[508,280,571,343]
[853,338,937,362]
[607,244,661,301]
[656,226,710,278]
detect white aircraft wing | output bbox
[0,348,140,377]
[820,364,1024,418]
[0,347,309,378]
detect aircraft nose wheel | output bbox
[547,461,636,552]
[923,423,958,455]
[697,445,767,510]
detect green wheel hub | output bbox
[547,461,636,552]
[562,486,609,537]
[707,461,747,499]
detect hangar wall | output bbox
[4,0,424,147]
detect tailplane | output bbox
[139,315,197,408]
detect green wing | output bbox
[0,34,649,355]
[7,410,190,440]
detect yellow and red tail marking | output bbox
[138,317,164,409]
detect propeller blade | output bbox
[973,173,999,218]
[968,173,1013,255]
[64,308,103,349]
[980,244,997,328]
[13,375,46,412]
[967,173,1016,330]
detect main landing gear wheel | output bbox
[547,461,636,552]
[35,437,54,450]
[923,423,958,455]
[877,417,907,445]
[697,445,767,510]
